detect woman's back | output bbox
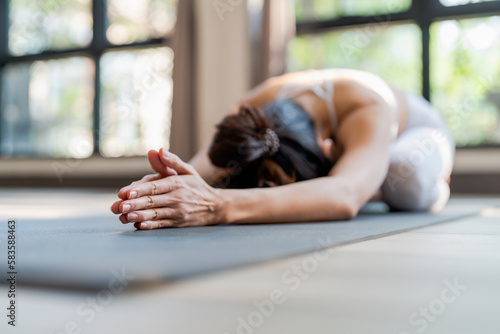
[239,69,409,141]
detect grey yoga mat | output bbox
[1,197,498,290]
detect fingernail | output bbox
[122,204,131,213]
[163,150,170,160]
[129,191,137,199]
[128,213,138,220]
[140,223,148,229]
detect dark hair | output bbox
[208,99,333,188]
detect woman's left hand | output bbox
[111,149,227,229]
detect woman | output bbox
[111,69,455,229]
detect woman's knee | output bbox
[381,161,441,211]
[381,127,454,212]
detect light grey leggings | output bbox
[381,93,455,212]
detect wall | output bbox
[194,0,252,151]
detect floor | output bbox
[0,189,499,334]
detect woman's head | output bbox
[208,100,334,188]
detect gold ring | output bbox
[151,182,157,195]
[152,208,158,219]
[147,196,154,208]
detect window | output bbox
[0,0,177,158]
[430,17,500,146]
[288,24,422,94]
[290,0,500,147]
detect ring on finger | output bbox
[147,196,154,208]
[151,182,157,195]
[152,208,158,219]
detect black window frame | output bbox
[295,0,500,107]
[0,0,173,158]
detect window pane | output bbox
[287,24,422,94]
[295,0,412,22]
[440,0,500,6]
[106,0,177,45]
[1,57,95,158]
[100,47,173,157]
[430,17,500,146]
[8,0,93,56]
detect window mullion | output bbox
[421,22,431,101]
[92,56,102,156]
[415,0,434,101]
[0,0,7,60]
[92,0,108,53]
[91,0,108,156]
[0,0,9,155]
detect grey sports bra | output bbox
[276,70,338,136]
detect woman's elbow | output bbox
[321,178,360,221]
[340,200,359,220]
[326,193,359,221]
[340,181,361,220]
[323,201,357,221]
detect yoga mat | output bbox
[1,196,498,290]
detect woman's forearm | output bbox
[220,176,358,224]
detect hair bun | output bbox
[263,128,280,156]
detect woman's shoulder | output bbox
[264,69,399,107]
[271,69,390,87]
[333,71,398,107]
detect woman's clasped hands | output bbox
[110,148,226,230]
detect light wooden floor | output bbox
[1,193,499,334]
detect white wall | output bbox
[194,0,252,150]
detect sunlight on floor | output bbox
[0,189,117,220]
[480,207,500,217]
[0,204,101,220]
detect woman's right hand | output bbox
[111,149,226,229]
[116,149,179,201]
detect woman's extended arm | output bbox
[111,99,393,228]
[221,101,393,224]
[111,150,356,228]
